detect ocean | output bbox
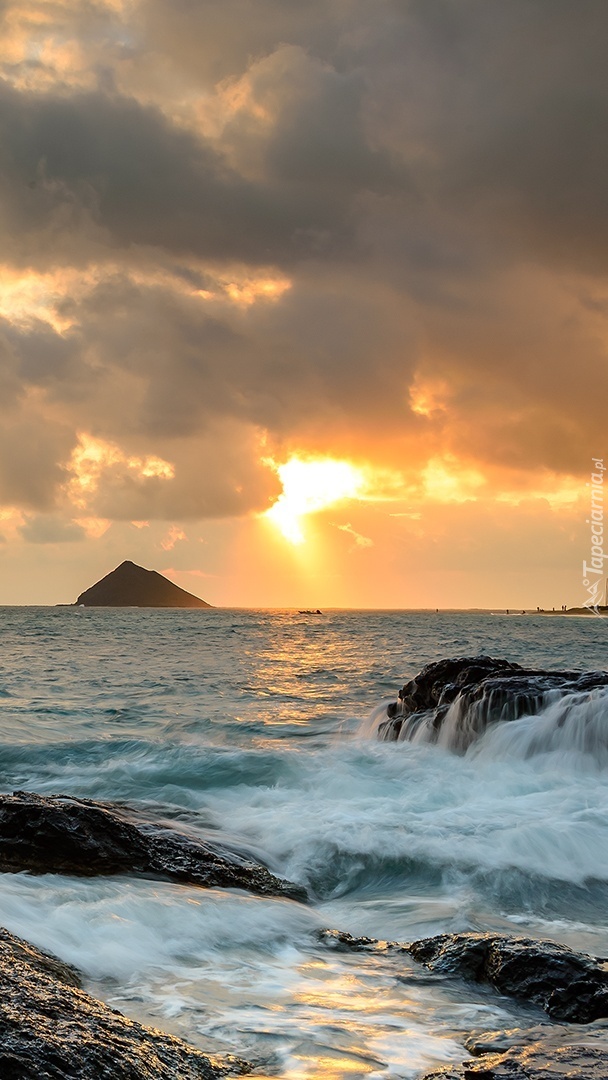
[1,607,607,1079]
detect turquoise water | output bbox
[1,608,607,1078]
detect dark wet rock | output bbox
[0,926,82,989]
[0,924,249,1079]
[75,560,212,607]
[379,655,608,748]
[422,1022,608,1078]
[318,928,608,1023]
[0,791,307,902]
[423,1046,608,1078]
[408,933,608,1022]
[316,928,387,952]
[464,1021,608,1057]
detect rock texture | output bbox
[379,655,608,748]
[319,929,608,1024]
[319,929,608,1077]
[409,933,608,1023]
[0,791,307,902]
[75,560,211,607]
[0,925,248,1079]
[422,1023,608,1079]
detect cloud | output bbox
[335,522,373,548]
[0,408,75,510]
[160,524,187,551]
[0,72,372,268]
[0,0,606,538]
[20,513,85,543]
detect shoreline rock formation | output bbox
[0,925,249,1079]
[408,932,608,1024]
[319,929,608,1024]
[379,655,608,748]
[75,560,212,607]
[319,929,608,1078]
[3,814,608,1078]
[6,653,608,1078]
[0,791,307,902]
[421,1025,608,1079]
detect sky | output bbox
[0,0,606,608]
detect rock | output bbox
[316,928,387,952]
[422,1022,608,1079]
[318,928,608,1023]
[423,1045,608,1078]
[379,655,608,749]
[408,933,608,1022]
[0,924,249,1079]
[0,791,307,902]
[0,926,82,989]
[75,560,211,607]
[316,931,608,1077]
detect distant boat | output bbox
[298,609,322,615]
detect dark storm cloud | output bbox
[0,316,92,410]
[4,319,81,388]
[359,0,608,274]
[83,423,281,521]
[2,0,606,277]
[49,268,417,453]
[132,0,608,276]
[0,318,81,509]
[0,72,394,266]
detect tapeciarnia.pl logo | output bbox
[582,458,606,616]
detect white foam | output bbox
[471,688,608,767]
[0,874,320,982]
[0,873,486,1077]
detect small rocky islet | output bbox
[3,653,608,1077]
[74,559,212,608]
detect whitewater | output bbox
[1,607,607,1079]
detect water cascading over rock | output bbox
[378,656,608,755]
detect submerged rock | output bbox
[316,928,385,952]
[408,933,608,1023]
[0,791,307,902]
[75,560,211,607]
[422,1022,608,1079]
[379,655,608,749]
[0,925,248,1079]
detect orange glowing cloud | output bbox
[65,434,175,511]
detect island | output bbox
[74,560,212,608]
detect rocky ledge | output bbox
[0,925,249,1079]
[320,929,608,1023]
[379,655,608,749]
[421,1023,608,1079]
[408,932,608,1023]
[0,791,307,902]
[319,930,608,1078]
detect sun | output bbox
[264,456,366,544]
